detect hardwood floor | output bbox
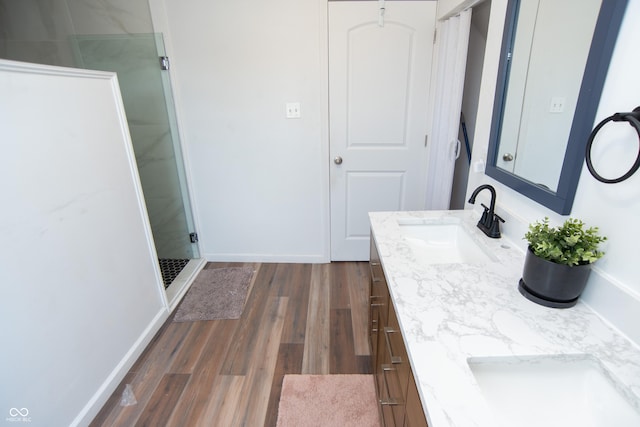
[90,261,372,427]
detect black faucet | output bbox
[468,184,505,238]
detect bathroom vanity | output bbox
[368,210,640,427]
[370,241,428,427]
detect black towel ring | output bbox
[585,106,640,184]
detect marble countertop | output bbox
[369,209,640,427]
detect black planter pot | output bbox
[519,246,592,308]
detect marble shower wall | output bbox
[0,0,153,63]
[0,0,76,66]
[0,0,196,260]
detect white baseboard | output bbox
[72,308,169,426]
[205,252,330,264]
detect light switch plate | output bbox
[286,102,301,119]
[549,97,565,113]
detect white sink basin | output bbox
[397,218,497,264]
[468,355,640,427]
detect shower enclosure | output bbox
[0,1,200,291]
[72,32,199,287]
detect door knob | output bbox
[502,153,514,162]
[334,156,343,165]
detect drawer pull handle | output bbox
[380,364,403,406]
[371,262,381,266]
[371,303,384,307]
[384,326,402,364]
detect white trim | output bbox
[72,308,169,426]
[318,0,332,263]
[0,58,112,78]
[205,253,329,264]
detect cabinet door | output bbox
[405,370,429,427]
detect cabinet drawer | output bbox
[380,363,405,427]
[386,303,410,398]
[371,277,389,326]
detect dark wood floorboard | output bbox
[265,343,305,427]
[330,308,358,374]
[135,373,190,427]
[90,261,371,427]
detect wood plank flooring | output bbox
[90,261,371,427]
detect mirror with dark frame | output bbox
[485,0,629,214]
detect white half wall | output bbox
[0,61,168,426]
[466,0,640,345]
[160,0,330,263]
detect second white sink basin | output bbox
[468,355,640,427]
[398,218,497,265]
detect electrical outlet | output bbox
[473,159,485,173]
[286,102,301,119]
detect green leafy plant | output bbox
[524,217,606,266]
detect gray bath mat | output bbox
[173,267,254,322]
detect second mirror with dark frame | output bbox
[485,0,629,214]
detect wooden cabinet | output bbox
[370,237,428,427]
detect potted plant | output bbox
[519,217,606,308]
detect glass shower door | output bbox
[72,33,199,280]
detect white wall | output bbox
[160,0,329,262]
[466,0,640,344]
[0,61,168,426]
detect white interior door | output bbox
[329,1,437,260]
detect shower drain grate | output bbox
[159,258,190,289]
